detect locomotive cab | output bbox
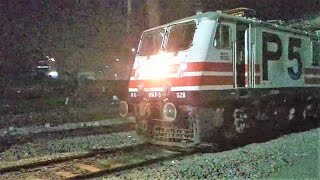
[123,11,320,147]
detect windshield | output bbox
[138,28,164,56]
[166,22,196,52]
[138,21,196,56]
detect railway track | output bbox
[0,143,204,179]
[0,122,135,153]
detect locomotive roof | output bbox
[144,11,320,39]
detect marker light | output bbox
[48,71,58,78]
[163,102,177,122]
[119,101,129,117]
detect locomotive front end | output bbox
[126,20,206,147]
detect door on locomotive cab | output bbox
[234,23,255,88]
[235,24,248,87]
[213,21,236,86]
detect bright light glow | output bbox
[180,63,187,71]
[48,71,58,78]
[138,52,171,79]
[140,63,169,79]
[50,58,55,61]
[116,58,119,62]
[131,48,136,52]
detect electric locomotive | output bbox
[119,10,320,147]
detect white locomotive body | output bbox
[121,11,320,147]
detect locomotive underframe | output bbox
[131,87,320,147]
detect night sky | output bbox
[151,0,320,23]
[1,0,319,23]
[202,0,320,21]
[0,0,319,79]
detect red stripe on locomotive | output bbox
[304,68,320,84]
[184,62,233,72]
[129,76,234,88]
[305,78,320,84]
[305,68,320,75]
[130,62,234,78]
[131,63,261,77]
[129,62,263,87]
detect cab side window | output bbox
[214,24,231,49]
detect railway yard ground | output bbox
[0,117,135,153]
[102,128,320,179]
[1,83,319,179]
[0,126,318,179]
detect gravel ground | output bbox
[0,104,119,128]
[104,128,320,179]
[0,117,133,137]
[0,131,141,167]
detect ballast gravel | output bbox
[0,131,142,166]
[0,117,133,137]
[105,128,320,179]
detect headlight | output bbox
[119,101,129,117]
[163,102,177,122]
[139,63,169,79]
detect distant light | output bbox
[50,58,55,62]
[48,71,58,79]
[37,66,49,69]
[116,58,119,62]
[131,48,136,52]
[106,65,109,68]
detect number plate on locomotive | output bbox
[148,92,162,98]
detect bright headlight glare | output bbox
[163,102,177,122]
[138,52,172,79]
[180,63,187,71]
[140,62,169,78]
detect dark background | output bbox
[0,0,319,83]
